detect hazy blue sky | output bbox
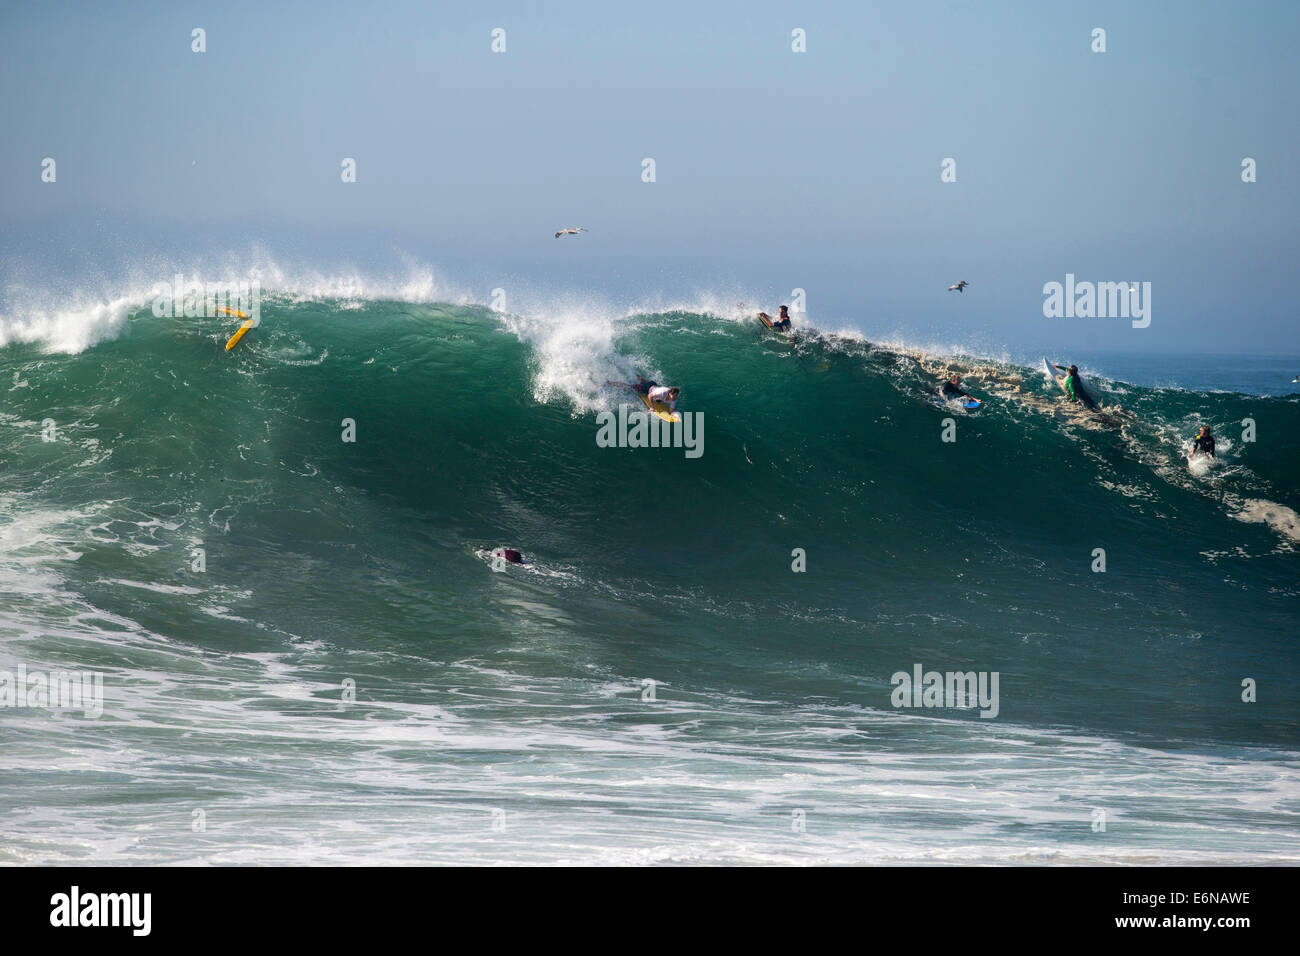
[2,0,1297,353]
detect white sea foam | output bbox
[1225,495,1300,546]
[3,647,1297,866]
[0,250,471,354]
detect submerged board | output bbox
[640,392,681,423]
[1043,357,1099,408]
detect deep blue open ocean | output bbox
[2,282,1297,864]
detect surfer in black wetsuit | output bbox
[773,305,792,331]
[1053,363,1098,410]
[1191,425,1215,458]
[940,374,971,400]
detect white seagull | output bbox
[555,227,587,239]
[947,280,969,293]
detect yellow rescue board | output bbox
[640,392,681,423]
[217,307,249,319]
[225,319,254,351]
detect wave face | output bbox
[2,294,1298,864]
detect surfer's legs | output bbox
[604,378,654,394]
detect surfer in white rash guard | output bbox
[647,383,680,411]
[605,376,680,411]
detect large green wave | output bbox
[1,297,1296,746]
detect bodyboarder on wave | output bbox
[605,376,680,412]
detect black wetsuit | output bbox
[1192,434,1216,458]
[1065,371,1098,410]
[940,381,969,399]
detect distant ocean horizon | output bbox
[1066,350,1300,398]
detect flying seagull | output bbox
[947,280,969,292]
[555,227,587,239]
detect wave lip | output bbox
[0,253,469,353]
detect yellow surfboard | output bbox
[217,307,249,319]
[225,319,255,351]
[640,392,681,424]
